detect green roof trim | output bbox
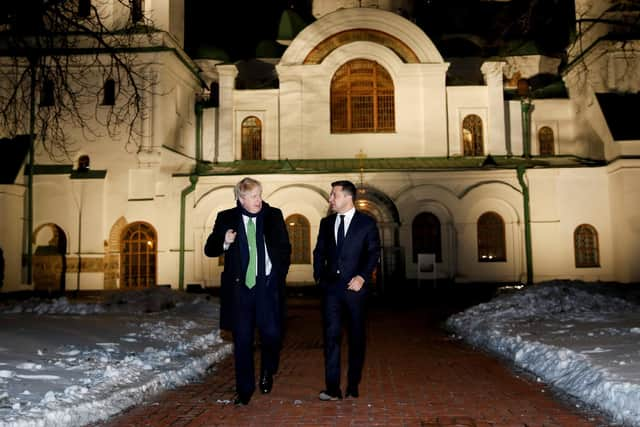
[193,156,603,176]
[30,164,74,175]
[70,170,107,179]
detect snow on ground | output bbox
[446,280,640,427]
[0,288,232,427]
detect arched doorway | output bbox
[352,184,401,295]
[32,223,67,294]
[120,222,157,289]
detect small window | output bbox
[102,79,116,105]
[574,224,599,268]
[462,114,484,156]
[286,214,310,264]
[477,212,506,262]
[412,212,442,262]
[538,126,555,156]
[40,79,55,107]
[241,116,262,160]
[131,0,144,23]
[78,0,91,17]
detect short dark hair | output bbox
[331,180,357,201]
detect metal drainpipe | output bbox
[178,102,204,291]
[26,63,37,285]
[517,164,533,285]
[179,174,198,291]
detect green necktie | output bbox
[245,218,257,288]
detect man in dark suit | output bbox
[313,180,380,401]
[204,177,291,405]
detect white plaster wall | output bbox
[0,185,26,292]
[530,99,574,156]
[278,42,448,160]
[233,90,280,160]
[447,87,489,156]
[553,167,614,281]
[607,160,640,282]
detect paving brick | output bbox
[93,300,610,427]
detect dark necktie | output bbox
[336,214,345,253]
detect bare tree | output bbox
[0,0,160,158]
[0,0,162,284]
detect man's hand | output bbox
[347,275,365,292]
[224,229,237,245]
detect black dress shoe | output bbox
[259,373,273,394]
[318,389,342,401]
[345,386,359,398]
[234,394,251,405]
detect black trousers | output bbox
[321,286,367,393]
[232,276,281,397]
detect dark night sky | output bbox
[183,0,573,61]
[184,0,313,61]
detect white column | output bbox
[481,61,507,156]
[216,65,238,162]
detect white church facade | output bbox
[1,0,638,293]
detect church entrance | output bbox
[353,185,402,295]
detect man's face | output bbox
[239,188,263,214]
[329,185,353,214]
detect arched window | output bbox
[477,212,505,262]
[286,214,310,264]
[574,224,599,268]
[241,116,262,160]
[40,79,55,107]
[462,114,484,156]
[412,212,442,262]
[120,222,157,289]
[101,78,116,105]
[330,59,395,133]
[538,126,555,156]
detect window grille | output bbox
[330,59,395,133]
[121,222,157,288]
[241,116,262,160]
[286,214,310,264]
[574,224,599,267]
[538,126,555,156]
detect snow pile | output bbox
[447,280,640,427]
[0,289,232,427]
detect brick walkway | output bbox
[95,297,609,427]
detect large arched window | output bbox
[462,114,484,156]
[120,222,157,289]
[241,116,262,160]
[538,126,555,156]
[477,212,506,262]
[574,224,599,268]
[412,212,442,262]
[286,214,310,264]
[330,59,395,133]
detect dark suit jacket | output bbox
[204,203,291,330]
[313,211,380,289]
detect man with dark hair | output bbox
[313,180,380,401]
[204,177,291,405]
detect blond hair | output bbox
[235,177,262,200]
